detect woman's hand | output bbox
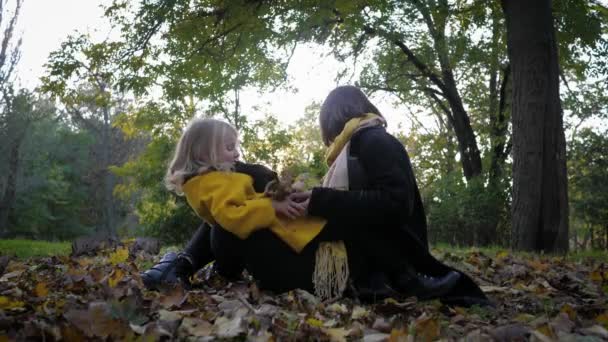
[272,199,307,220]
[289,190,311,213]
[289,190,311,203]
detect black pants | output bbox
[183,220,416,293]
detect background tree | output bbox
[568,128,608,250]
[0,0,24,236]
[41,35,132,236]
[502,0,569,253]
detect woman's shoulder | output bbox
[353,126,402,152]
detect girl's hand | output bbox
[272,199,307,220]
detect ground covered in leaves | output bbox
[1,244,607,341]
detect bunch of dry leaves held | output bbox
[1,241,607,341]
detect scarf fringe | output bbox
[313,241,349,301]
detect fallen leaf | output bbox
[489,324,530,341]
[322,327,350,342]
[326,303,348,314]
[178,317,213,337]
[34,282,49,298]
[560,303,576,320]
[351,306,369,320]
[414,314,439,341]
[0,296,25,310]
[108,268,125,288]
[364,332,390,342]
[535,324,556,340]
[595,312,608,329]
[64,302,127,338]
[306,318,323,328]
[389,327,408,342]
[580,325,608,339]
[214,316,246,338]
[480,285,509,293]
[159,286,187,309]
[109,247,129,265]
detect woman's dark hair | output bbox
[319,85,383,146]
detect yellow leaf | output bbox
[496,250,509,260]
[306,318,323,327]
[560,303,577,320]
[109,247,129,265]
[322,327,349,342]
[415,316,440,341]
[514,313,536,323]
[590,270,603,282]
[596,312,608,329]
[35,282,49,298]
[536,324,556,339]
[388,328,408,342]
[0,296,25,310]
[108,268,125,288]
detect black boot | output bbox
[141,251,178,290]
[352,272,401,303]
[141,252,195,290]
[394,271,461,301]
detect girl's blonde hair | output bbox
[165,118,237,194]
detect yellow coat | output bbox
[182,171,326,253]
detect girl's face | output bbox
[219,134,240,164]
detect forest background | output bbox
[0,0,607,254]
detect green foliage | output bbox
[0,239,71,258]
[241,114,294,171]
[7,117,96,240]
[425,173,510,247]
[568,128,608,249]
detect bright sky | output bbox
[13,0,411,132]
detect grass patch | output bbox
[432,242,608,263]
[0,239,71,259]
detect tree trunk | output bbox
[415,0,482,180]
[101,83,115,237]
[502,0,569,253]
[0,132,25,237]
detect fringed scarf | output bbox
[312,113,387,300]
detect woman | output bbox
[288,85,489,306]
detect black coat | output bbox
[308,126,490,306]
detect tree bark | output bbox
[0,131,26,237]
[502,0,569,253]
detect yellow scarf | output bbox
[313,113,385,300]
[325,113,382,166]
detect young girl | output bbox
[165,118,327,254]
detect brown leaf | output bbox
[63,302,127,338]
[159,285,187,309]
[214,316,247,338]
[414,314,440,341]
[179,317,213,337]
[489,324,530,341]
